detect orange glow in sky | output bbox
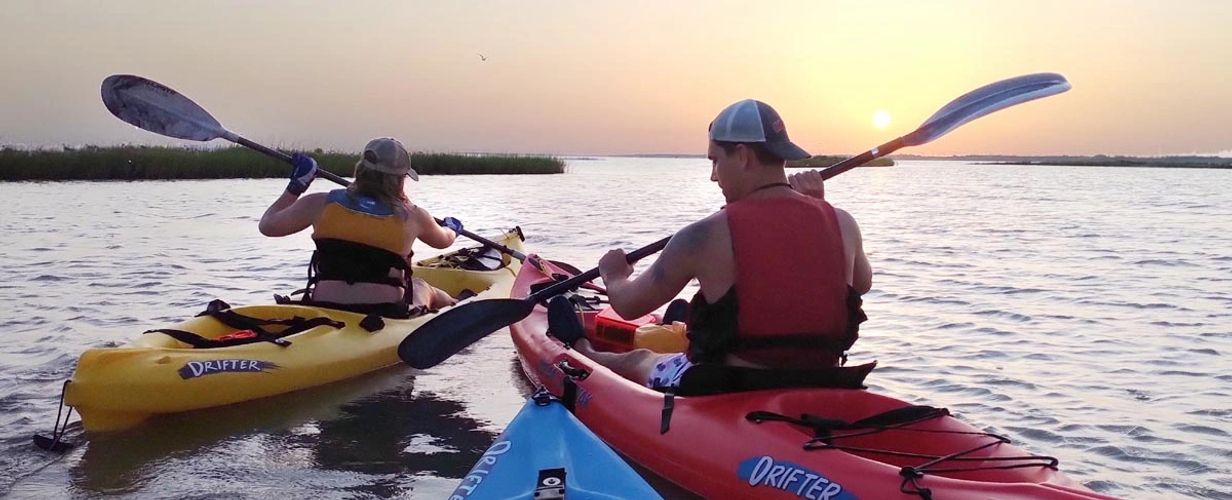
[1,1,1229,156]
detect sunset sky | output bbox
[2,1,1229,156]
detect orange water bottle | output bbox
[633,321,689,353]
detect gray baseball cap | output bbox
[709,99,811,161]
[359,137,418,181]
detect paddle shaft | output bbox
[819,137,906,180]
[232,135,527,259]
[528,236,671,302]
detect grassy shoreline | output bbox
[0,146,565,181]
[787,155,894,168]
[896,154,1231,169]
[980,159,1232,169]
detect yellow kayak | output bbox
[65,228,525,432]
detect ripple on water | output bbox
[1170,424,1229,439]
[972,309,1033,322]
[1004,426,1064,445]
[1133,259,1199,267]
[1155,369,1211,378]
[1074,299,1188,311]
[1149,320,1207,327]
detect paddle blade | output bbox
[101,75,228,142]
[398,299,535,369]
[905,73,1071,146]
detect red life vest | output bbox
[725,195,853,368]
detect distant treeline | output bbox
[895,154,1231,169]
[606,153,896,168]
[0,146,566,181]
[787,155,894,168]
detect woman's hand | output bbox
[286,153,318,195]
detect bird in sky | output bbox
[477,53,487,62]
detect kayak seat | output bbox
[657,362,878,435]
[446,245,506,271]
[661,298,689,325]
[274,293,420,319]
[671,361,877,396]
[547,295,585,346]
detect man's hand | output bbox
[789,169,825,200]
[598,248,634,284]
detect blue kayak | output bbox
[450,392,662,499]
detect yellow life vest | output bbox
[307,189,414,289]
[313,189,411,256]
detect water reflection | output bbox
[307,391,499,497]
[69,366,499,497]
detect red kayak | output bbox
[509,257,1116,499]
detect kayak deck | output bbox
[508,257,1115,499]
[65,229,525,432]
[452,392,662,500]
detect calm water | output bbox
[1,159,1229,498]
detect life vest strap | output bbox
[308,238,410,288]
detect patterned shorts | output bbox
[646,353,694,389]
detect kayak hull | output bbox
[509,258,1116,499]
[65,229,525,432]
[451,394,662,500]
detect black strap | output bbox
[146,328,228,348]
[673,361,876,396]
[281,298,417,319]
[32,380,75,453]
[659,388,676,434]
[728,334,850,351]
[146,301,346,348]
[359,314,386,332]
[308,238,411,290]
[145,315,344,349]
[747,404,948,440]
[851,405,949,427]
[556,360,589,412]
[562,377,578,413]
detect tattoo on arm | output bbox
[649,261,668,284]
[648,221,710,285]
[674,221,709,251]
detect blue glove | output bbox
[286,153,318,195]
[442,217,464,233]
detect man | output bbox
[569,99,872,389]
[258,138,464,317]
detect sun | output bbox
[873,110,892,130]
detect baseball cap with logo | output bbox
[358,137,418,181]
[708,99,811,162]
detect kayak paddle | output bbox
[818,72,1071,179]
[398,71,1070,370]
[399,238,669,369]
[99,74,527,259]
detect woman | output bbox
[258,137,464,317]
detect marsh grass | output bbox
[0,146,565,181]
